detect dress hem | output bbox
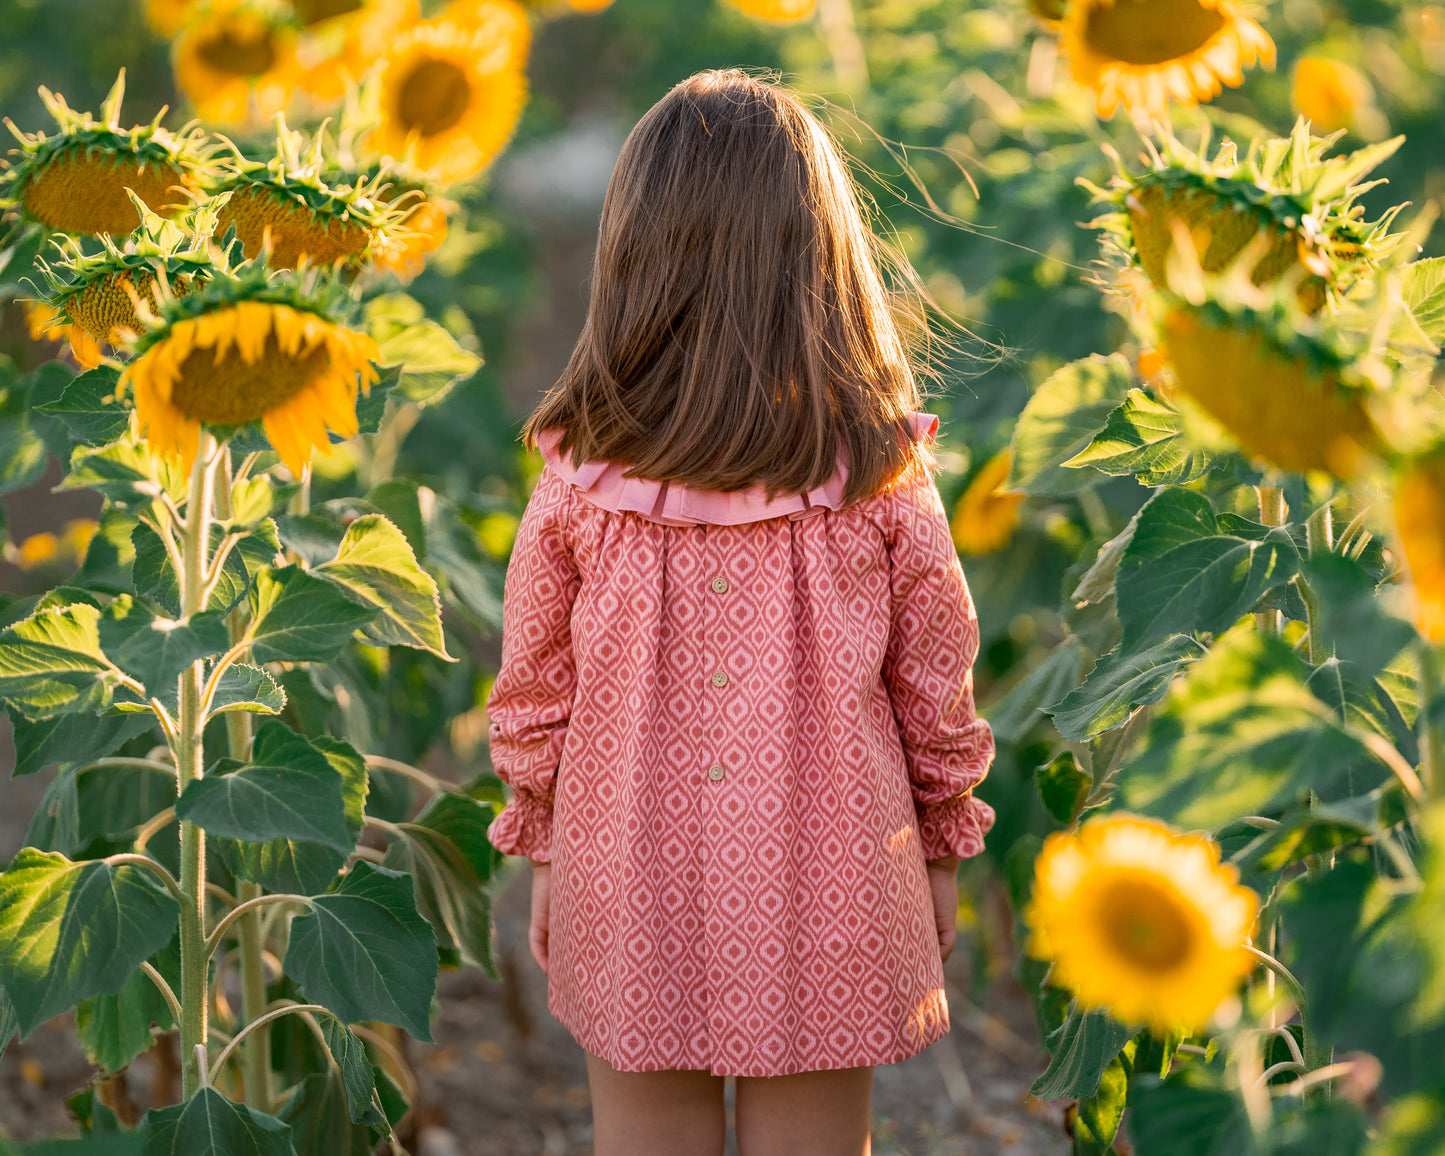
[547,991,953,1078]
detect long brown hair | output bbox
[524,69,931,504]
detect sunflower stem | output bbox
[816,0,870,91]
[178,433,218,1099]
[1255,485,1287,635]
[214,447,273,1111]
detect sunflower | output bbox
[730,0,816,19]
[1395,452,1445,643]
[1026,815,1258,1033]
[173,0,302,126]
[372,194,449,280]
[120,271,380,475]
[951,449,1024,555]
[210,118,411,270]
[294,0,421,103]
[1292,57,1373,136]
[370,1,529,185]
[0,72,203,237]
[1088,124,1404,316]
[1060,0,1275,122]
[7,520,98,572]
[1160,303,1380,477]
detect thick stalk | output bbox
[214,449,272,1108]
[1255,486,1287,635]
[1300,503,1333,665]
[178,434,218,1098]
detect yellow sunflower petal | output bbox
[67,328,106,370]
[1395,453,1445,643]
[132,367,202,471]
[951,449,1025,555]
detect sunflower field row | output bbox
[0,0,1444,1153]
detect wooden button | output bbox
[711,671,729,688]
[707,764,726,782]
[710,577,729,594]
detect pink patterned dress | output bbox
[485,414,996,1077]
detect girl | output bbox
[486,70,995,1156]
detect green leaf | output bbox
[1063,389,1212,485]
[133,521,280,618]
[19,1134,143,1156]
[99,596,229,697]
[139,1087,295,1156]
[322,1018,385,1126]
[285,862,438,1041]
[365,293,482,406]
[0,985,16,1062]
[353,363,400,436]
[76,956,176,1074]
[1073,1050,1127,1152]
[36,367,131,447]
[75,761,176,844]
[1029,1009,1130,1100]
[247,566,377,664]
[71,509,139,596]
[0,849,179,1036]
[1402,255,1445,343]
[228,476,277,528]
[986,637,1085,744]
[425,497,504,631]
[208,664,286,718]
[0,603,123,720]
[1306,658,1418,764]
[1006,354,1133,495]
[1035,751,1091,825]
[1116,489,1299,649]
[60,441,185,509]
[317,515,452,660]
[177,726,352,853]
[1121,629,1390,831]
[1377,1081,1445,1156]
[23,771,81,855]
[1127,1071,1252,1156]
[0,378,51,497]
[8,710,153,777]
[1047,635,1206,741]
[275,1074,373,1156]
[1300,553,1417,678]
[382,794,498,973]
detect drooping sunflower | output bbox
[730,0,815,20]
[120,266,380,476]
[37,195,215,368]
[1159,298,1382,477]
[951,449,1024,555]
[173,0,302,126]
[0,72,205,238]
[209,117,410,270]
[370,0,530,185]
[1087,122,1404,315]
[1026,815,1258,1034]
[1395,450,1445,643]
[370,192,449,280]
[1060,0,1275,122]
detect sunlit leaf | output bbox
[1063,389,1211,485]
[1029,1009,1129,1100]
[1007,354,1133,495]
[1048,635,1206,741]
[247,566,376,665]
[0,603,123,720]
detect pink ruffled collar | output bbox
[537,412,938,527]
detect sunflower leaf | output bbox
[365,294,481,407]
[1063,390,1212,486]
[1402,256,1445,343]
[1048,635,1207,742]
[60,440,186,508]
[36,366,131,447]
[208,663,286,719]
[316,515,452,660]
[246,565,377,665]
[98,595,229,698]
[0,849,179,1036]
[0,602,123,720]
[1030,1009,1131,1100]
[1007,354,1133,495]
[8,708,153,777]
[138,1086,296,1156]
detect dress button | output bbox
[707,764,726,782]
[711,670,729,688]
[710,576,729,594]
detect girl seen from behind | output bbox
[486,69,996,1156]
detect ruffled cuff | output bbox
[486,792,554,864]
[916,792,996,862]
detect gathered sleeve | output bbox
[880,468,997,862]
[485,469,582,863]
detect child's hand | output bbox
[925,858,960,963]
[530,862,553,974]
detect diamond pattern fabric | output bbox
[486,446,996,1076]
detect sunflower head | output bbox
[1395,449,1445,644]
[1293,57,1375,136]
[209,115,411,271]
[369,1,529,185]
[0,71,207,238]
[1026,815,1258,1033]
[37,194,217,367]
[173,0,303,126]
[1059,0,1275,121]
[120,264,379,475]
[951,449,1024,555]
[729,0,816,20]
[293,0,421,103]
[1087,122,1406,315]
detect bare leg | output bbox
[734,1067,874,1156]
[585,1051,728,1156]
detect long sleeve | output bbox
[881,468,997,862]
[485,469,582,863]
